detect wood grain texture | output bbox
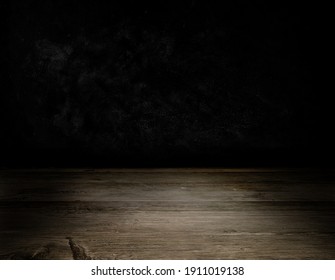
[1,168,335,259]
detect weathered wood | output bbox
[0,169,334,259]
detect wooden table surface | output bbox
[1,168,335,259]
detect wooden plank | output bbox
[0,169,335,259]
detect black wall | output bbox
[2,1,332,167]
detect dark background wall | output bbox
[2,1,332,167]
